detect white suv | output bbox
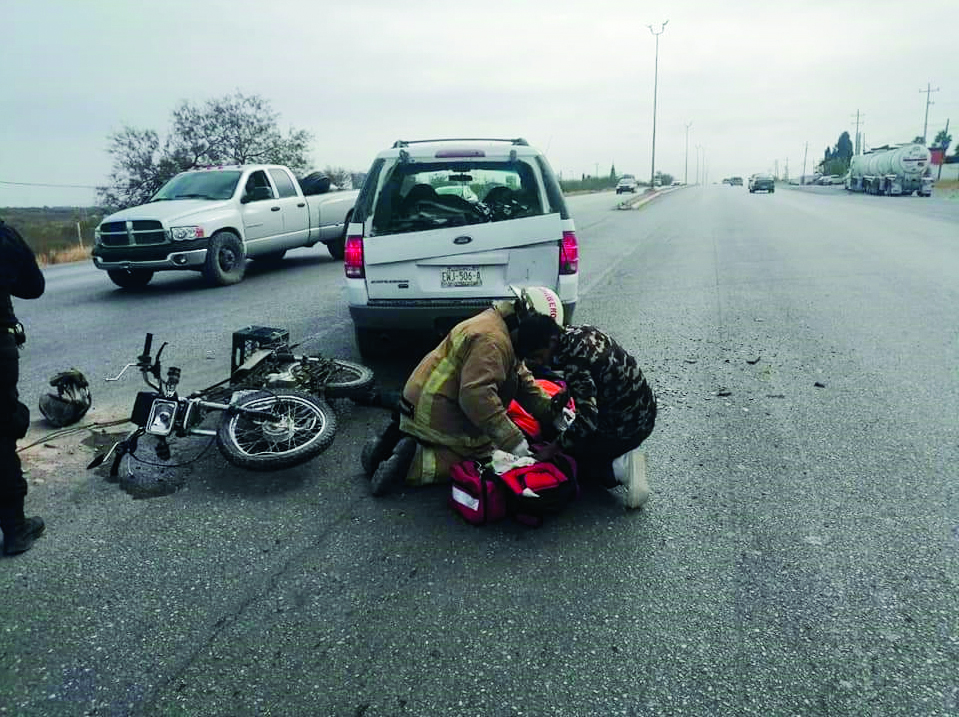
[344,138,580,356]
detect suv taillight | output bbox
[344,235,365,278]
[560,231,579,275]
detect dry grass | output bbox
[36,245,93,267]
[934,179,959,199]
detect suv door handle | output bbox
[271,206,281,212]
[297,202,305,208]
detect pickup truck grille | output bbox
[99,220,167,247]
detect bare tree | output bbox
[98,92,313,209]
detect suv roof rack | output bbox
[391,138,529,149]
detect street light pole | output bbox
[695,144,701,184]
[684,121,692,185]
[648,20,668,190]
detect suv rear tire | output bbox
[354,327,381,358]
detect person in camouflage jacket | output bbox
[516,316,657,490]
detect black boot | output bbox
[370,437,417,497]
[360,417,404,478]
[1,504,45,556]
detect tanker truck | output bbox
[845,143,934,196]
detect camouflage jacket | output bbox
[551,325,656,449]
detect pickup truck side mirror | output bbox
[242,186,273,203]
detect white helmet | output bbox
[509,285,564,325]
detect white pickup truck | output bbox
[92,164,359,288]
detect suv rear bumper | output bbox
[350,300,577,334]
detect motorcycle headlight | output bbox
[170,226,205,241]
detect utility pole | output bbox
[921,83,939,144]
[648,20,668,190]
[851,110,865,155]
[802,141,808,184]
[684,121,692,185]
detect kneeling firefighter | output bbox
[361,286,566,496]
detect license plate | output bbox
[441,266,481,288]
[145,398,178,436]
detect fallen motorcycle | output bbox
[89,331,374,476]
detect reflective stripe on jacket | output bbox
[400,302,553,459]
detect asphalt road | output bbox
[3,187,958,716]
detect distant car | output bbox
[616,176,638,194]
[748,173,775,193]
[729,176,743,186]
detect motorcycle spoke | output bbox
[230,396,328,457]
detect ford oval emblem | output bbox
[453,235,472,245]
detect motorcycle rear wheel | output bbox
[323,359,375,399]
[216,389,336,471]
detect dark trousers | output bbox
[0,333,28,508]
[566,407,656,488]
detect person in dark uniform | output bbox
[0,219,46,555]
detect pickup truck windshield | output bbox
[152,171,242,202]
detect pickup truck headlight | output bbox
[94,228,102,244]
[170,226,205,241]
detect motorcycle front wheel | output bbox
[216,390,336,471]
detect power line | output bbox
[0,179,100,189]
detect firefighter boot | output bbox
[360,418,404,479]
[370,437,417,497]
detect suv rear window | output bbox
[367,160,545,237]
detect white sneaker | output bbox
[616,449,650,509]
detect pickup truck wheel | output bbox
[203,231,246,286]
[327,213,351,261]
[326,238,345,261]
[107,268,154,289]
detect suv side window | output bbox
[268,168,298,198]
[351,158,386,224]
[534,156,570,220]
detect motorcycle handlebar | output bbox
[142,333,153,357]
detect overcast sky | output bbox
[2,0,957,207]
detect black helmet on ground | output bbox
[39,369,92,428]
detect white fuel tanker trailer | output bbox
[845,143,934,196]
